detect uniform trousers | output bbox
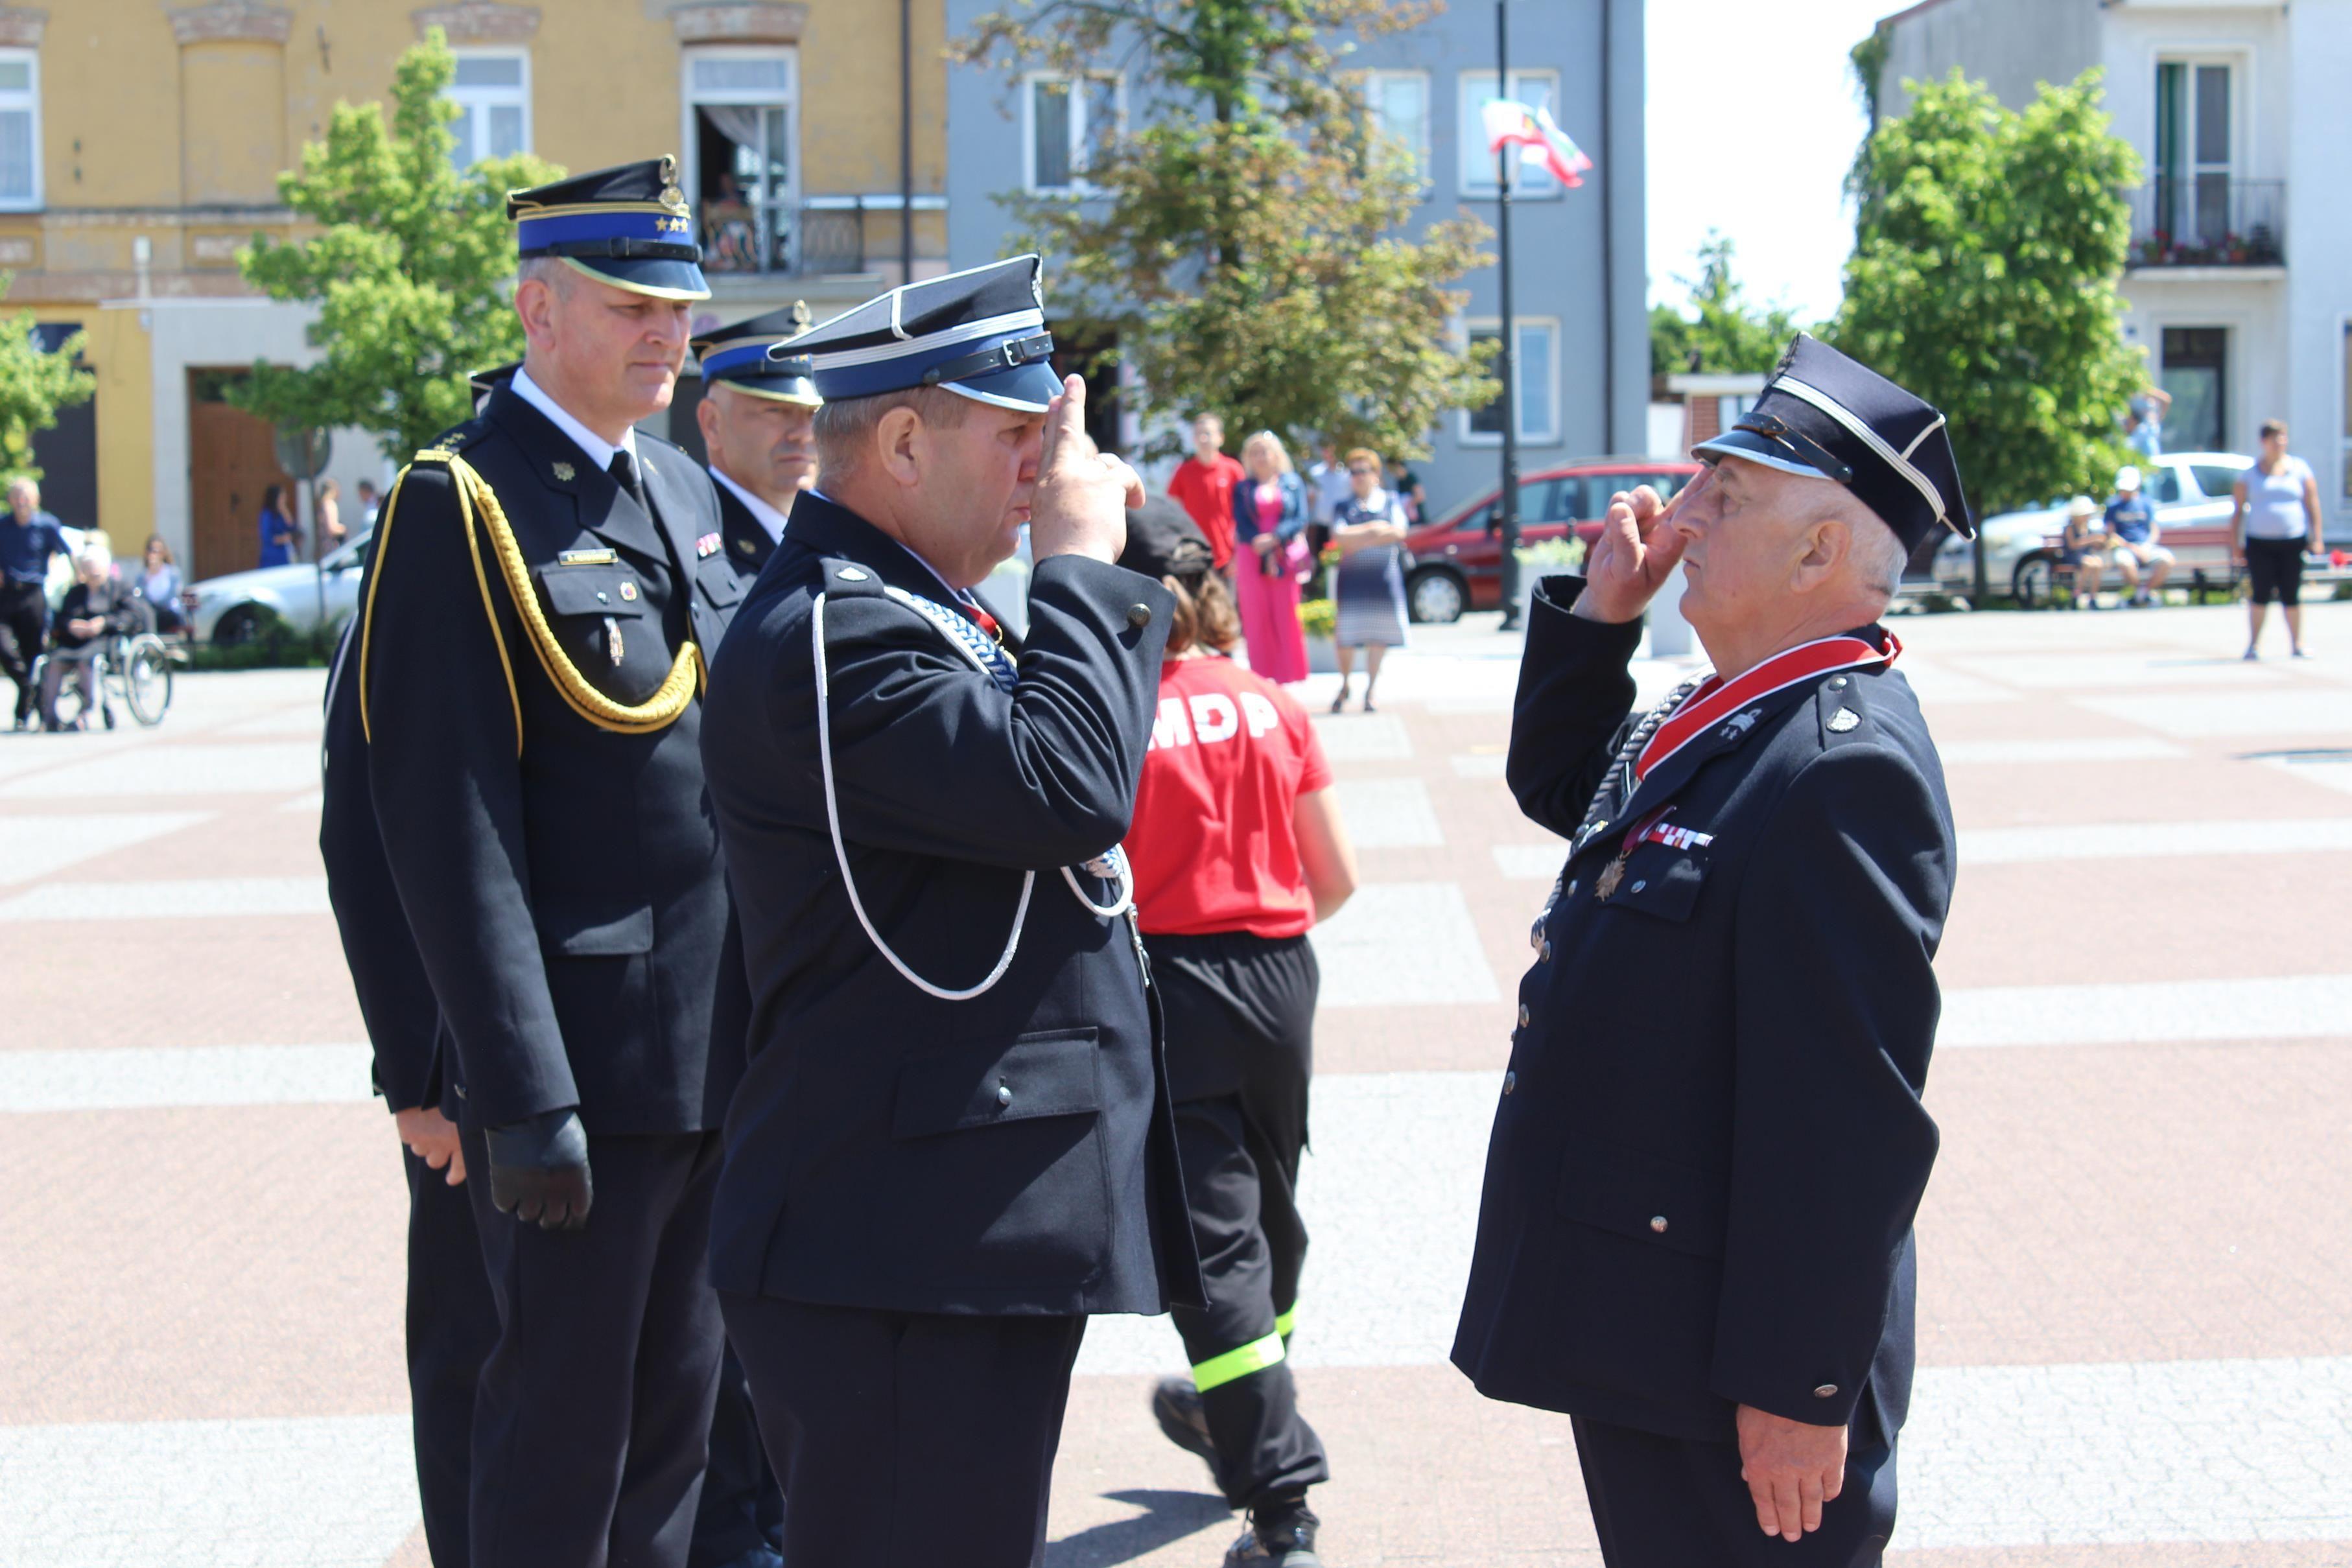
[686,1344,785,1568]
[1570,1414,1898,1568]
[461,1127,727,1568]
[0,578,47,721]
[720,1293,1087,1568]
[1147,930,1329,1512]
[403,1145,500,1568]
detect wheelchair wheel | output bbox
[121,633,174,727]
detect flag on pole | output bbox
[1481,99,1594,189]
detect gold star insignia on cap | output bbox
[552,461,575,482]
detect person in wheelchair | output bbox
[38,544,139,731]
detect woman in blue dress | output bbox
[1326,447,1411,712]
[256,484,300,568]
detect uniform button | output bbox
[1813,1383,1839,1399]
[1127,603,1153,628]
[1502,1070,1516,1095]
[1829,676,1848,690]
[595,591,609,603]
[1540,940,1553,963]
[1649,1215,1668,1234]
[995,1084,1013,1106]
[1516,1003,1531,1028]
[1630,880,1647,894]
[1564,880,1578,898]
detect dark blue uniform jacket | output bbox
[360,385,746,1135]
[714,480,779,577]
[1453,577,1955,1444]
[700,493,1202,1317]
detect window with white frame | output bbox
[1463,319,1560,445]
[1363,69,1430,183]
[685,49,799,274]
[0,51,39,209]
[445,51,530,169]
[1459,69,1560,198]
[2340,323,2350,504]
[1025,73,1122,194]
[2154,57,2240,252]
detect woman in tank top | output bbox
[2231,418,2323,659]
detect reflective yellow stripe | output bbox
[1275,1306,1298,1339]
[1190,1331,1286,1392]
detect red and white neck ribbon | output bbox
[1634,631,1899,784]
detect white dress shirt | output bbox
[711,467,791,546]
[511,365,640,474]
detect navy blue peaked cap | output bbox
[786,255,1060,412]
[1693,334,1973,546]
[506,157,709,301]
[693,303,819,407]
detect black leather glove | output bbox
[486,1108,593,1230]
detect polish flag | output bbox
[1481,99,1594,189]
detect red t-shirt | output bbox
[1128,655,1333,939]
[1166,454,1244,569]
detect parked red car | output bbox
[1402,458,1703,622]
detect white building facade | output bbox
[1874,0,2349,530]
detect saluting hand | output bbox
[1030,373,1144,568]
[1735,1403,1848,1544]
[1573,481,1689,625]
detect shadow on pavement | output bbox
[1048,1488,1230,1567]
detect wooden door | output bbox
[188,369,292,580]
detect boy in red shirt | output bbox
[1167,412,1245,574]
[1120,498,1359,1568]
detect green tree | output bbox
[1649,233,1802,379]
[0,289,94,482]
[956,0,1495,460]
[1837,68,2143,533]
[232,30,561,460]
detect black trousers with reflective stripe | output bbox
[1147,931,1328,1512]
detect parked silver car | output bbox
[1930,452,2252,600]
[183,530,373,644]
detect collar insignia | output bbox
[736,536,757,554]
[1717,707,1763,742]
[552,461,575,482]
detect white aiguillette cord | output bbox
[811,590,1133,1002]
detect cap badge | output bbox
[660,184,686,209]
[696,532,722,558]
[1828,707,1861,733]
[552,461,575,482]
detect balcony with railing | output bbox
[697,196,948,282]
[2127,177,2285,270]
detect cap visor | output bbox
[1691,430,1836,483]
[559,255,711,301]
[711,376,822,407]
[940,357,1064,414]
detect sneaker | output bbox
[2244,647,2260,661]
[1224,1495,1323,1567]
[1151,1375,1217,1472]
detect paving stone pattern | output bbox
[3,611,2349,1565]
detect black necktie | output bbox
[607,450,648,514]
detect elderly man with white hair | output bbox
[0,476,71,729]
[1454,334,1968,1567]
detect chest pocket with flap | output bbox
[1599,840,1710,923]
[530,561,668,705]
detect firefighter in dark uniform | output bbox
[319,618,499,1568]
[691,303,819,578]
[682,309,820,1568]
[1453,335,1968,1567]
[359,158,748,1568]
[699,255,1202,1568]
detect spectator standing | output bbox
[1168,412,1244,575]
[357,478,381,528]
[1304,441,1352,556]
[38,544,136,730]
[1116,500,1358,1568]
[1387,457,1426,525]
[2233,417,2325,659]
[0,476,69,729]
[2059,497,2110,609]
[316,478,347,554]
[137,535,185,633]
[2124,386,2171,460]
[1230,430,1311,685]
[2104,465,2172,606]
[1326,447,1411,713]
[256,484,300,568]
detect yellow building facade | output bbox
[1,0,947,577]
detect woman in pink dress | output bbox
[1226,430,1312,684]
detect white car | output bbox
[1931,452,2252,601]
[183,530,373,644]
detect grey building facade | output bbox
[942,0,1647,521]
